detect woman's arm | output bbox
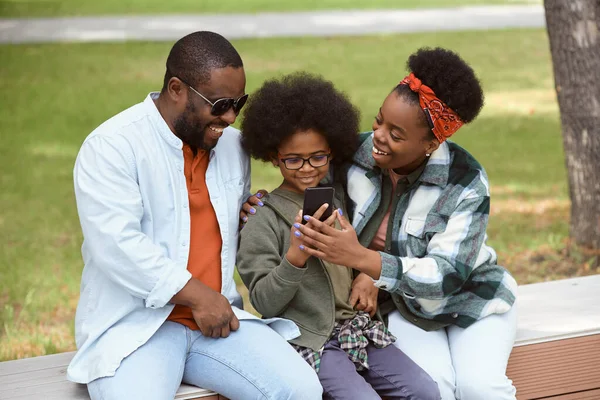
[299,194,491,299]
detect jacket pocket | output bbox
[405,213,448,239]
[404,213,449,258]
[405,217,426,238]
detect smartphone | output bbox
[302,186,335,224]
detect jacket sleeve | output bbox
[374,193,491,300]
[236,208,307,317]
[74,134,191,309]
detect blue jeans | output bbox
[87,320,322,400]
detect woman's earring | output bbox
[426,153,431,157]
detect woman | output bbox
[293,47,518,399]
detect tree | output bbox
[544,0,600,249]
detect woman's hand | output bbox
[349,272,379,317]
[296,211,383,279]
[240,190,268,227]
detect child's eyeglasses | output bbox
[278,154,331,170]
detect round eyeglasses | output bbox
[278,154,332,170]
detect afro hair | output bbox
[240,72,360,166]
[395,47,484,134]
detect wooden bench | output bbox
[0,351,223,400]
[1,274,599,399]
[507,274,600,399]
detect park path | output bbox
[0,4,544,44]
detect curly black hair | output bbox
[240,72,360,165]
[395,47,484,137]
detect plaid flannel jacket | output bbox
[346,133,517,328]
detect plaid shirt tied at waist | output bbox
[292,312,396,373]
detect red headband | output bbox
[399,73,463,143]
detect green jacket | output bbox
[237,185,351,351]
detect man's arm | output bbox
[75,134,238,337]
[74,134,191,309]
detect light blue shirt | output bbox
[67,93,274,383]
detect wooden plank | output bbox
[0,352,219,400]
[507,334,600,400]
[543,388,600,399]
[515,275,600,346]
[0,352,73,376]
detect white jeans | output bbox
[87,320,322,400]
[388,303,517,400]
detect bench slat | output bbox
[544,388,600,399]
[515,275,600,346]
[0,352,73,376]
[0,352,218,400]
[507,334,600,399]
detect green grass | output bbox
[0,28,577,361]
[0,0,540,17]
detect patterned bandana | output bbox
[399,72,464,143]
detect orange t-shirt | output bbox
[168,145,222,330]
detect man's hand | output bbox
[190,292,239,338]
[240,190,268,227]
[171,279,239,338]
[349,272,378,317]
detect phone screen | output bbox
[302,187,335,224]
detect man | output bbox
[67,31,322,400]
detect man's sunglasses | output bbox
[178,77,248,117]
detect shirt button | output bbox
[183,203,188,208]
[412,318,418,322]
[396,193,401,197]
[452,312,459,318]
[181,241,187,246]
[386,246,391,251]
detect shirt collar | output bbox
[387,161,426,185]
[144,92,183,150]
[418,141,450,188]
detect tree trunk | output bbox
[544,0,600,249]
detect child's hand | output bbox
[349,272,379,317]
[287,203,335,267]
[286,210,310,268]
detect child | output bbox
[237,72,440,400]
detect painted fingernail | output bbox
[294,230,301,238]
[303,215,310,221]
[242,216,248,222]
[258,201,264,207]
[293,223,301,229]
[338,208,343,216]
[250,208,256,214]
[256,192,263,198]
[299,245,305,251]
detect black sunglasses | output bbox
[178,77,248,116]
